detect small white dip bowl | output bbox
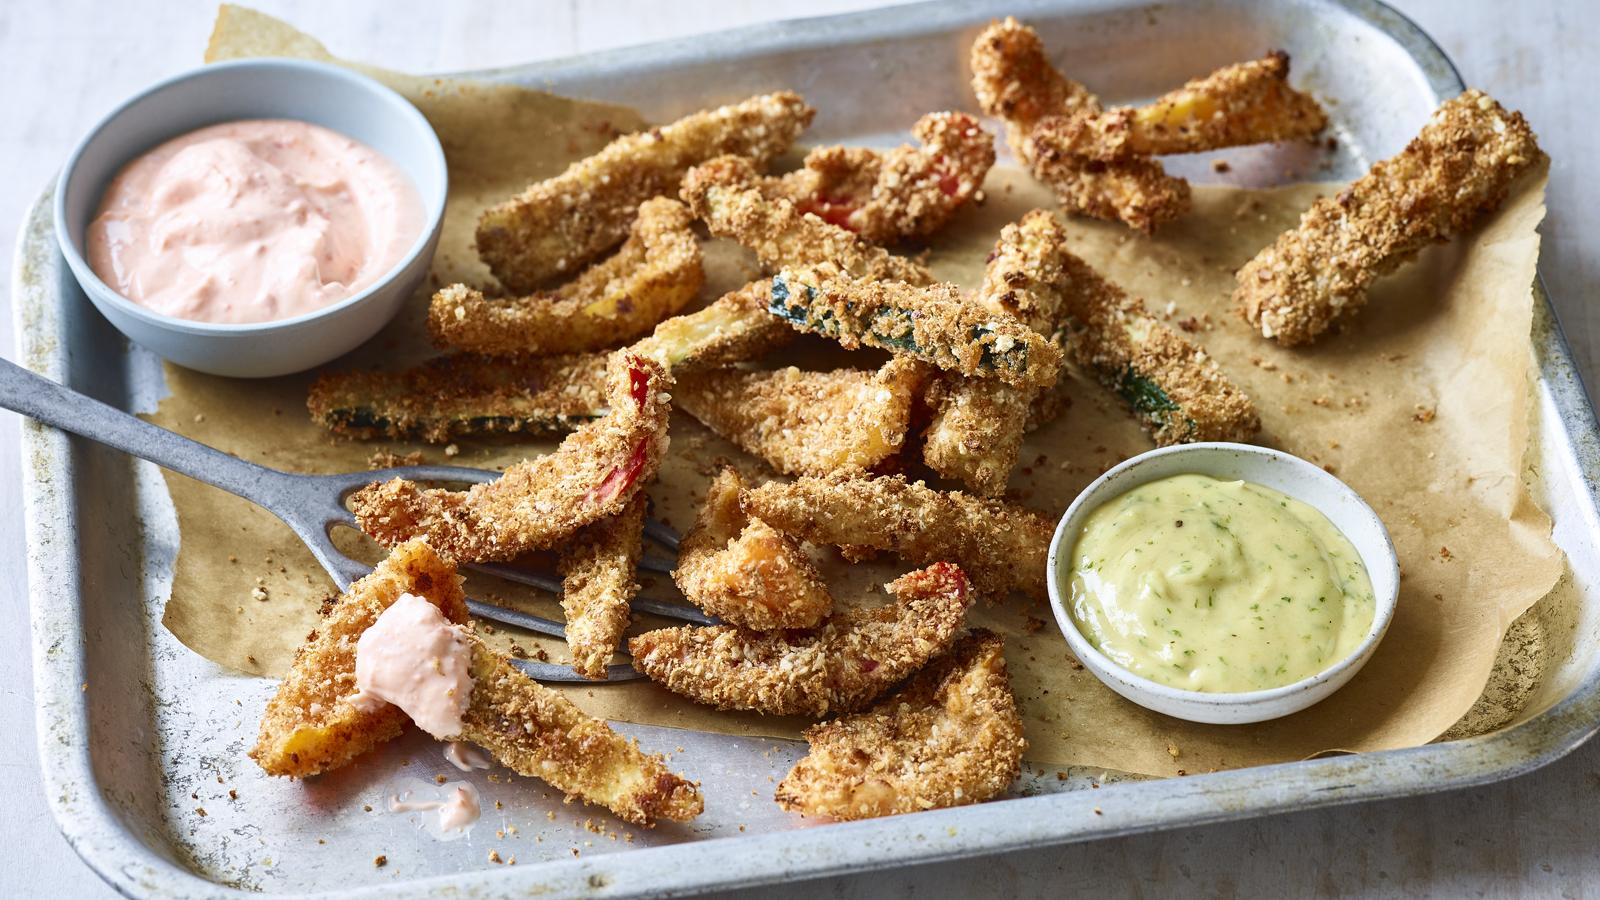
[1045,442,1400,725]
[54,58,447,378]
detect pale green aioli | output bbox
[1067,474,1375,693]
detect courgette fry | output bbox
[1237,89,1544,345]
[352,353,672,562]
[676,358,928,477]
[625,280,793,373]
[307,352,609,443]
[1058,51,1326,161]
[674,467,832,631]
[766,111,996,244]
[629,563,975,717]
[680,155,935,285]
[770,264,1061,389]
[558,493,646,681]
[433,198,704,356]
[478,91,814,293]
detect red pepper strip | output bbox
[585,438,649,506]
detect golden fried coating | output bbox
[1237,89,1545,345]
[558,493,646,680]
[251,539,467,778]
[434,198,704,356]
[1059,51,1326,160]
[307,352,609,443]
[629,563,975,716]
[767,112,996,244]
[922,210,1072,494]
[1059,252,1260,445]
[676,358,926,477]
[352,353,671,562]
[478,92,814,292]
[742,471,1053,601]
[626,280,793,373]
[775,630,1025,819]
[771,265,1062,389]
[970,18,1190,232]
[459,635,702,825]
[680,155,935,285]
[674,467,833,631]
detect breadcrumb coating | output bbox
[459,633,702,825]
[434,198,704,356]
[307,352,608,443]
[626,280,793,373]
[742,471,1054,601]
[251,539,467,778]
[674,467,833,630]
[1237,89,1545,345]
[478,92,814,292]
[675,358,927,476]
[680,155,935,285]
[767,112,996,244]
[771,264,1063,389]
[970,18,1189,232]
[629,562,975,716]
[1060,51,1326,160]
[775,630,1025,819]
[558,493,646,680]
[352,353,671,562]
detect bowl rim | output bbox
[1044,441,1401,712]
[52,56,448,336]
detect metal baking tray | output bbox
[17,0,1600,896]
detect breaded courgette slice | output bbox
[770,265,1061,390]
[629,563,974,717]
[674,467,832,631]
[558,494,646,681]
[676,358,927,477]
[478,92,814,293]
[251,538,466,778]
[775,630,1025,820]
[352,353,672,562]
[626,280,792,373]
[307,352,609,443]
[433,198,704,356]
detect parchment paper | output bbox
[154,6,1559,777]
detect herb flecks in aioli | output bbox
[1066,474,1375,693]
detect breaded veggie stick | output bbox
[680,155,935,285]
[478,92,815,292]
[775,630,1025,820]
[970,18,1190,232]
[433,198,704,356]
[742,471,1054,601]
[766,112,996,244]
[1059,251,1260,444]
[307,352,609,443]
[1237,89,1544,345]
[674,468,832,631]
[922,210,1072,494]
[353,353,671,562]
[252,538,466,778]
[629,563,974,716]
[626,280,793,373]
[676,358,927,477]
[558,494,646,680]
[771,265,1062,389]
[459,634,702,825]
[1059,51,1326,161]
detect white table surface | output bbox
[1,1,1595,897]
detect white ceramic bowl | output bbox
[1045,442,1400,724]
[54,58,447,378]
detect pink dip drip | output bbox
[348,593,473,739]
[86,118,423,324]
[390,782,482,834]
